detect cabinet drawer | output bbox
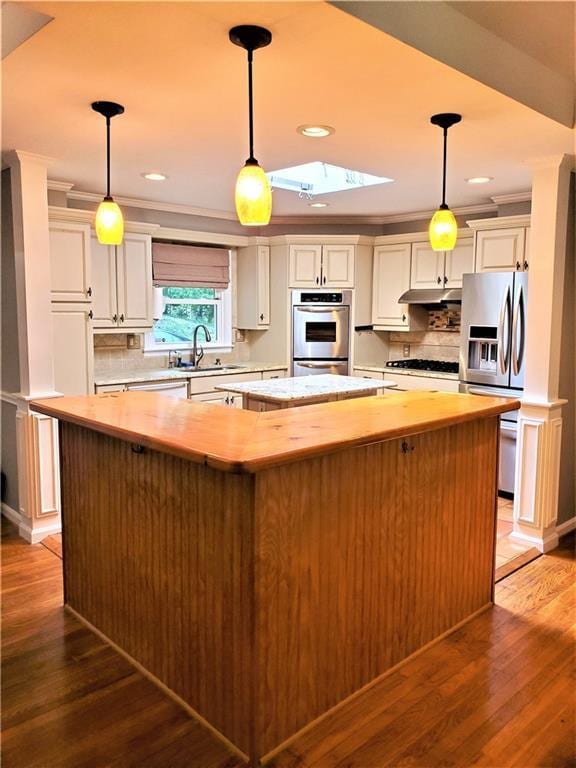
[95,384,127,393]
[188,371,262,395]
[262,369,287,380]
[383,372,459,393]
[352,369,384,380]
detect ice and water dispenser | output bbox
[466,326,499,374]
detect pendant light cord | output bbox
[106,116,111,198]
[441,127,448,208]
[247,49,255,162]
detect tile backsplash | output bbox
[388,308,461,362]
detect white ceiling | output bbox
[2,1,574,219]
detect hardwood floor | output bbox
[2,518,574,768]
[495,497,540,582]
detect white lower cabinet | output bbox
[381,372,459,393]
[125,379,189,398]
[51,303,94,396]
[262,369,287,380]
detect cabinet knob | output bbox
[523,260,529,271]
[402,313,407,322]
[119,314,125,323]
[437,276,442,284]
[112,313,118,323]
[88,310,93,320]
[87,286,92,297]
[259,313,264,321]
[516,261,521,271]
[225,396,229,405]
[401,441,415,454]
[316,276,319,285]
[443,275,448,284]
[323,275,326,285]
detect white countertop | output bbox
[355,364,460,381]
[94,362,287,387]
[214,374,397,403]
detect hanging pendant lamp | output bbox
[229,25,272,226]
[429,113,461,252]
[91,101,125,245]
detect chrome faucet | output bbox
[192,325,212,368]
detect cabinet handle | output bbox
[523,260,529,271]
[401,441,415,454]
[259,313,264,321]
[88,310,93,320]
[516,261,521,271]
[437,276,442,284]
[119,314,125,323]
[323,275,326,285]
[316,276,319,285]
[112,313,118,323]
[402,313,407,322]
[230,396,235,405]
[225,396,229,405]
[443,275,448,284]
[87,286,92,297]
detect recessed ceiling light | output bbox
[297,125,335,138]
[142,172,167,181]
[309,202,328,208]
[466,176,493,184]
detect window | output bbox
[145,285,232,352]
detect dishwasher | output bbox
[125,379,189,399]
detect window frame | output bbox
[144,284,233,354]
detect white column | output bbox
[5,150,62,543]
[512,154,572,552]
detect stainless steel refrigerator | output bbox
[459,271,528,495]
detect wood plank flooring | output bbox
[2,518,574,768]
[495,498,540,582]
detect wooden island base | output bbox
[55,407,500,765]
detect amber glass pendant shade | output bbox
[95,197,124,245]
[235,160,272,226]
[429,206,458,251]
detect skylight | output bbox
[267,161,393,196]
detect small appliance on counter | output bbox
[291,290,351,376]
[459,271,528,496]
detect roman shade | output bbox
[152,243,230,289]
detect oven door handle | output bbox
[297,362,338,369]
[295,306,348,314]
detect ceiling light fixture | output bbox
[297,125,335,138]
[142,172,167,181]
[429,112,461,252]
[91,101,125,245]
[309,202,328,208]
[466,176,493,184]
[229,25,272,226]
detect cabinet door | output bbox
[322,245,355,288]
[372,244,411,328]
[410,242,444,289]
[257,246,270,325]
[190,391,232,407]
[444,239,474,288]
[49,221,91,302]
[523,228,530,271]
[51,303,94,396]
[475,228,525,272]
[289,245,322,288]
[116,233,153,329]
[90,236,118,328]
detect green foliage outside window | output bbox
[153,286,218,343]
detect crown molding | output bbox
[48,205,160,235]
[466,214,531,231]
[491,192,531,205]
[3,150,55,170]
[154,227,249,248]
[374,227,473,246]
[267,234,375,246]
[48,180,75,193]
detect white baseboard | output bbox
[509,529,559,554]
[556,517,576,538]
[1,502,61,543]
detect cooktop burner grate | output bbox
[386,359,459,374]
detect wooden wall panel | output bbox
[253,417,499,758]
[59,422,255,756]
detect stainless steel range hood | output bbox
[398,287,462,305]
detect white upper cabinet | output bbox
[372,244,412,328]
[237,244,270,328]
[116,233,153,329]
[410,243,445,289]
[289,244,323,287]
[321,245,355,288]
[444,239,475,287]
[51,303,94,396]
[49,221,92,302]
[410,239,474,290]
[475,227,526,272]
[91,232,153,331]
[288,243,355,288]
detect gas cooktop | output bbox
[386,359,459,374]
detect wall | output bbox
[557,172,575,525]
[1,168,20,511]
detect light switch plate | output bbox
[403,344,410,358]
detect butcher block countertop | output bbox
[32,390,519,473]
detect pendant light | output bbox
[229,25,272,226]
[91,101,125,245]
[429,113,461,252]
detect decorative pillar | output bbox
[512,154,572,552]
[4,150,62,543]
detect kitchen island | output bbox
[32,390,519,766]
[214,373,397,411]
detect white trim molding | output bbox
[48,205,160,235]
[490,192,531,206]
[2,502,61,544]
[556,517,576,538]
[466,214,531,231]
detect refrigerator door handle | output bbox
[511,283,525,376]
[498,285,512,375]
